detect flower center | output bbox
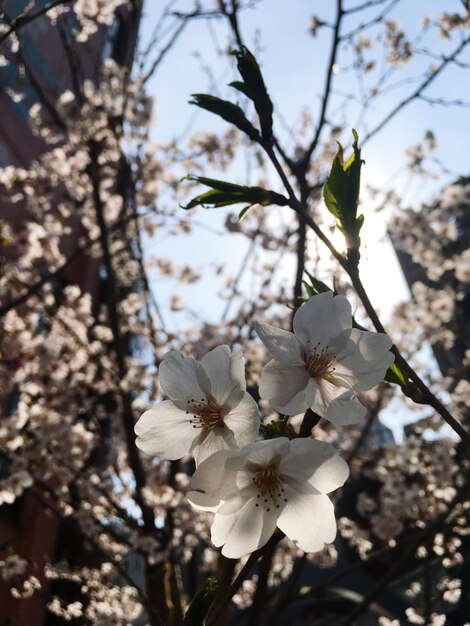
[186,397,224,430]
[303,342,336,378]
[252,464,287,512]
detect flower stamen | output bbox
[252,464,287,511]
[186,397,224,430]
[303,344,336,378]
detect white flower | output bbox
[135,345,260,465]
[255,292,394,425]
[188,437,349,558]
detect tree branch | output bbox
[88,141,155,531]
[363,35,470,144]
[301,0,344,169]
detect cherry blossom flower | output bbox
[135,346,260,465]
[255,292,394,424]
[188,437,349,558]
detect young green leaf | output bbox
[232,46,274,141]
[302,280,315,298]
[189,94,260,141]
[304,270,333,295]
[238,205,251,221]
[384,361,408,388]
[180,175,289,211]
[323,130,364,263]
[184,577,218,626]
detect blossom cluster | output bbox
[389,180,470,355]
[135,292,393,558]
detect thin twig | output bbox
[363,35,470,144]
[348,266,470,447]
[301,0,344,168]
[142,18,188,83]
[341,0,400,40]
[221,231,259,322]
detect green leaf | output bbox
[383,362,427,402]
[181,175,289,211]
[189,94,260,141]
[184,577,218,626]
[182,175,248,194]
[232,46,274,140]
[229,80,257,101]
[302,280,314,298]
[181,189,250,210]
[304,271,333,295]
[238,205,251,221]
[323,130,364,260]
[384,361,408,388]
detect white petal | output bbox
[234,469,259,493]
[310,379,367,425]
[280,439,349,494]
[159,351,210,402]
[254,321,304,364]
[187,492,221,512]
[217,495,250,515]
[201,345,246,405]
[192,427,236,466]
[225,438,289,471]
[210,502,240,546]
[330,328,394,391]
[293,292,352,348]
[190,450,226,491]
[188,450,237,509]
[277,486,337,553]
[259,359,309,416]
[212,497,278,559]
[224,392,260,448]
[134,401,195,459]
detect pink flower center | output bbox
[186,397,224,430]
[303,343,336,378]
[252,464,287,512]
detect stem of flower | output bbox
[204,553,259,626]
[204,531,285,626]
